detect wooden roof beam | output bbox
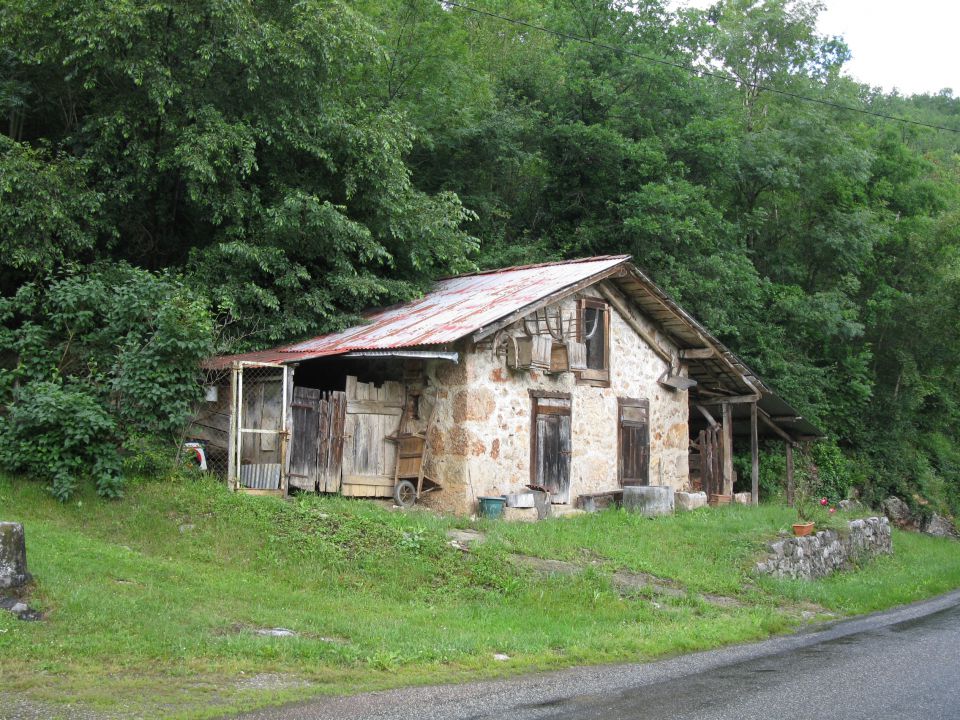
[680,348,715,359]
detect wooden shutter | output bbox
[619,398,649,486]
[577,298,610,386]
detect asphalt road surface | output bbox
[234,590,960,720]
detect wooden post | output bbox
[785,441,795,506]
[227,363,239,490]
[721,403,734,496]
[750,402,759,506]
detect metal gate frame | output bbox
[228,360,290,495]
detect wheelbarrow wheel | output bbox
[394,480,417,508]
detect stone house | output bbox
[195,256,819,515]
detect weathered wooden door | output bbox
[288,387,346,493]
[341,377,404,497]
[532,394,572,503]
[618,398,650,486]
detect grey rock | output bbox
[839,499,863,512]
[0,522,31,589]
[622,485,674,517]
[10,602,27,616]
[883,497,915,528]
[255,627,297,637]
[922,513,959,539]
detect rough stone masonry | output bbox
[755,517,892,580]
[0,522,31,589]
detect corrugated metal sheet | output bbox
[239,463,281,489]
[206,256,629,369]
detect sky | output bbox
[672,0,959,96]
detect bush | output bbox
[0,382,122,500]
[808,440,853,504]
[0,264,213,499]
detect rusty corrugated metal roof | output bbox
[205,255,630,369]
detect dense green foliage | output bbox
[1,0,959,508]
[0,265,212,496]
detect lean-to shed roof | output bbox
[207,255,822,440]
[205,255,629,368]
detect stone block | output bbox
[733,492,752,505]
[675,491,707,511]
[0,522,31,589]
[622,485,674,517]
[503,507,539,523]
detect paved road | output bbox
[235,590,960,720]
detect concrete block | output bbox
[733,492,753,505]
[675,491,707,511]
[622,485,674,517]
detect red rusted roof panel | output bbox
[205,255,629,368]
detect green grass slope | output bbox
[1,474,959,719]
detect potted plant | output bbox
[792,503,815,536]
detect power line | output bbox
[443,1,960,135]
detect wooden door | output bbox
[532,395,572,503]
[288,387,346,493]
[289,386,321,491]
[341,377,404,497]
[619,398,650,486]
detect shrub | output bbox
[0,381,122,500]
[0,263,213,499]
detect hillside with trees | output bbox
[1,0,959,514]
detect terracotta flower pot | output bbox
[708,493,732,507]
[792,521,815,537]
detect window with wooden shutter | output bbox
[577,298,610,386]
[618,398,649,486]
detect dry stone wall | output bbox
[755,517,892,580]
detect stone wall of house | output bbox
[418,282,690,515]
[755,517,892,580]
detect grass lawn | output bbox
[1,474,959,719]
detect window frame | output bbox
[577,297,611,386]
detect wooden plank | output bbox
[758,409,794,443]
[289,386,321,491]
[695,404,719,428]
[698,394,762,405]
[346,400,403,416]
[786,441,795,507]
[750,402,759,506]
[320,392,346,493]
[537,404,571,416]
[259,382,283,453]
[237,488,285,497]
[342,475,396,488]
[528,389,572,399]
[596,284,673,364]
[722,404,733,496]
[679,348,715,359]
[227,365,238,488]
